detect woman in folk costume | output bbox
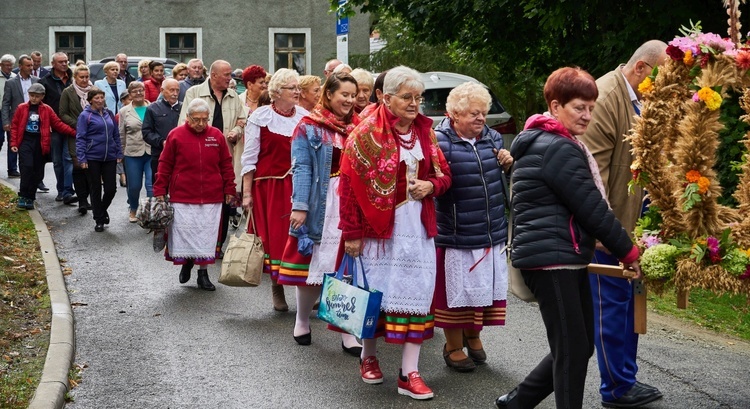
[339,66,452,400]
[241,68,308,312]
[277,73,363,356]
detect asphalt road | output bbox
[3,158,750,408]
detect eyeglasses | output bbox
[392,93,424,104]
[280,86,301,92]
[188,116,209,124]
[130,89,145,94]
[642,61,653,69]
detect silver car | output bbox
[419,71,516,149]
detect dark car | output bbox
[89,56,179,82]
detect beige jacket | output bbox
[180,80,246,189]
[118,103,151,157]
[579,66,644,238]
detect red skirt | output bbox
[432,247,507,330]
[251,176,292,280]
[278,235,314,286]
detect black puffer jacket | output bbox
[435,117,508,249]
[509,127,635,269]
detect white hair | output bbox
[187,98,210,115]
[383,65,424,95]
[268,68,300,99]
[332,63,352,74]
[445,82,492,117]
[0,54,15,64]
[350,68,374,89]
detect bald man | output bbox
[579,40,668,409]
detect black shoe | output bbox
[196,269,215,291]
[94,223,104,232]
[38,182,49,192]
[443,344,476,372]
[294,329,311,346]
[78,206,87,215]
[495,388,518,408]
[55,195,63,201]
[63,195,78,205]
[342,341,362,357]
[8,170,20,178]
[602,383,663,408]
[103,215,110,224]
[179,260,194,284]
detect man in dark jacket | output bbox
[40,52,76,203]
[143,78,181,183]
[178,58,205,102]
[115,54,136,86]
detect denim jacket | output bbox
[289,122,339,242]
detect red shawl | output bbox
[340,103,447,237]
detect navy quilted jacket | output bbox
[435,117,508,249]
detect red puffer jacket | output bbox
[10,102,76,154]
[153,123,236,204]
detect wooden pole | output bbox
[677,289,689,309]
[588,263,647,334]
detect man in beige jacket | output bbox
[180,60,246,255]
[579,40,667,409]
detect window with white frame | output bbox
[160,28,202,62]
[269,28,311,75]
[49,26,92,64]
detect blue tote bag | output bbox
[317,254,383,339]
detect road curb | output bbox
[0,179,74,409]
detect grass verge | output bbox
[0,184,51,408]
[648,288,750,341]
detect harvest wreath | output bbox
[628,22,750,300]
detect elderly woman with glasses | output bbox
[241,68,308,312]
[432,82,513,373]
[340,65,451,400]
[118,81,153,222]
[154,98,236,291]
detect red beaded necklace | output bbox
[394,124,417,149]
[271,103,296,118]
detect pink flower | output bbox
[706,236,720,254]
[640,234,662,249]
[669,37,699,55]
[739,265,750,280]
[694,33,735,53]
[692,92,701,102]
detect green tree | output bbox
[337,0,730,121]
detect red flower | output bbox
[737,51,750,70]
[709,252,722,264]
[666,45,685,61]
[700,54,710,68]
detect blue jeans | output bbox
[124,154,153,211]
[50,132,74,197]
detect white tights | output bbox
[360,339,421,375]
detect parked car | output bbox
[419,71,516,149]
[89,56,179,82]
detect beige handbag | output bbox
[219,211,264,287]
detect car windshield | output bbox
[421,87,505,117]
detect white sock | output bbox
[401,342,421,375]
[342,333,361,349]
[361,338,377,360]
[294,286,320,337]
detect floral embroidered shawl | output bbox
[341,103,443,236]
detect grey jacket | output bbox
[2,75,39,124]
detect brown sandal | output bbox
[443,344,476,372]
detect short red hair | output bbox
[242,65,267,85]
[543,67,598,108]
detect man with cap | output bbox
[9,83,75,209]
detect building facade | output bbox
[0,0,369,75]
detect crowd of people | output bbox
[0,43,667,407]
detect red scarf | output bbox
[302,104,360,137]
[341,104,443,236]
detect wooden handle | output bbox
[588,263,647,334]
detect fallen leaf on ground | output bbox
[3,256,14,262]
[70,302,88,307]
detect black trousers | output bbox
[18,134,45,201]
[86,160,117,224]
[513,268,594,409]
[72,166,90,207]
[150,156,159,185]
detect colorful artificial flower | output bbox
[694,33,736,54]
[638,77,654,94]
[686,170,701,183]
[736,50,750,70]
[666,44,686,61]
[639,233,662,249]
[683,49,695,65]
[696,87,722,110]
[697,176,711,194]
[740,266,750,280]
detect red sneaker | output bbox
[397,370,434,400]
[360,356,383,384]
